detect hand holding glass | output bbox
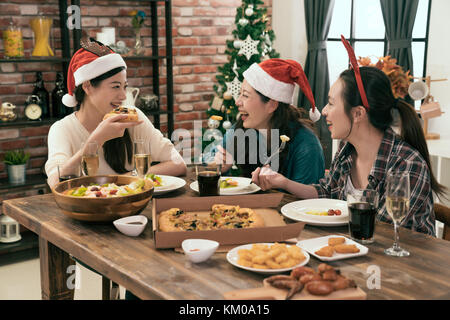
[384,172,410,257]
[134,139,151,178]
[81,141,99,176]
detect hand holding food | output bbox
[103,106,139,122]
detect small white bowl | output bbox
[113,215,148,237]
[182,239,219,263]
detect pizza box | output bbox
[152,193,305,249]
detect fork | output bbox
[263,140,287,166]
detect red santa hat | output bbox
[62,39,127,108]
[243,58,321,122]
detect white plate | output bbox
[145,175,186,195]
[226,243,310,274]
[281,199,349,226]
[190,176,261,196]
[296,235,368,261]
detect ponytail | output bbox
[396,99,447,199]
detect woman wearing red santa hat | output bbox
[45,39,186,187]
[252,36,447,236]
[215,58,325,185]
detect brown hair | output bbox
[74,66,132,173]
[340,66,447,198]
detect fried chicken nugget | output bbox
[328,237,346,246]
[315,245,335,257]
[334,244,360,254]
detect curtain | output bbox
[380,0,419,76]
[298,0,335,168]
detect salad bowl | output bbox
[52,175,154,222]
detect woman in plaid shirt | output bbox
[252,66,447,236]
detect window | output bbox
[327,0,432,108]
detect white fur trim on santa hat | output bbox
[309,107,321,122]
[73,53,126,86]
[62,93,77,108]
[243,63,294,105]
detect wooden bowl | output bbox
[52,175,154,222]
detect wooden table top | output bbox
[3,171,450,300]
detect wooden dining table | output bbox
[2,169,450,300]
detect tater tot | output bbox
[275,252,289,264]
[265,259,281,269]
[280,259,298,268]
[237,258,253,267]
[252,263,268,269]
[252,254,269,265]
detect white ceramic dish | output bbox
[113,215,148,237]
[182,239,219,263]
[226,243,310,274]
[296,235,369,261]
[190,177,261,196]
[146,175,186,195]
[281,199,349,226]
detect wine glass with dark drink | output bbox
[347,189,378,244]
[196,163,221,196]
[384,172,410,257]
[57,163,81,182]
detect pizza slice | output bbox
[103,106,139,122]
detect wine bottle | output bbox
[51,72,67,118]
[32,71,50,118]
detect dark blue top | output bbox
[222,124,325,184]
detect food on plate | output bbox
[334,244,360,254]
[305,208,342,216]
[145,173,162,187]
[237,243,305,270]
[328,237,346,246]
[219,178,239,189]
[158,204,265,232]
[314,238,360,257]
[63,179,146,198]
[265,274,303,300]
[264,263,357,299]
[314,245,335,257]
[103,106,139,122]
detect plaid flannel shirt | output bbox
[312,128,435,236]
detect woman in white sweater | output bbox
[45,39,186,187]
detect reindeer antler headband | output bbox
[340,35,370,110]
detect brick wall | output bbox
[0,0,272,179]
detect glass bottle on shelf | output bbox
[32,72,49,118]
[3,20,24,58]
[51,72,67,118]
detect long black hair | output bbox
[74,66,133,173]
[232,90,315,177]
[340,66,447,198]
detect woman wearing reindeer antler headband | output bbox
[252,36,447,236]
[214,58,325,184]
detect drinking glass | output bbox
[81,141,99,176]
[195,162,221,196]
[57,161,81,182]
[133,139,151,178]
[384,172,410,257]
[347,189,378,244]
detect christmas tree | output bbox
[207,0,280,132]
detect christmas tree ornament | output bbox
[233,40,242,49]
[222,111,233,130]
[223,91,233,100]
[238,35,260,60]
[245,5,254,16]
[232,59,240,78]
[226,77,242,102]
[207,115,222,129]
[238,18,249,27]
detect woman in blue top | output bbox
[215,58,325,184]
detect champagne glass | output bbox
[133,139,151,178]
[384,172,410,257]
[81,141,99,176]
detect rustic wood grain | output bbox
[3,169,450,300]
